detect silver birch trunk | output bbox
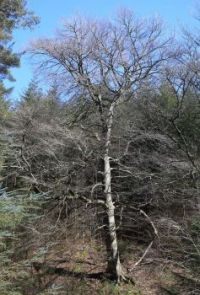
[104,103,125,282]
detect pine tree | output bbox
[0,0,39,96]
[20,79,42,105]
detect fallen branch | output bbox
[130,206,159,237]
[128,241,153,272]
[139,209,158,237]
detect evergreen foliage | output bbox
[0,0,39,96]
[0,187,41,295]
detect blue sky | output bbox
[7,0,197,99]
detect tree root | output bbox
[117,271,135,285]
[116,261,135,285]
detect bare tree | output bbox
[30,10,174,282]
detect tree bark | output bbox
[104,103,125,282]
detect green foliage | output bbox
[191,218,200,234]
[0,188,25,294]
[157,84,178,113]
[0,0,39,95]
[0,96,10,122]
[20,80,43,105]
[0,0,39,38]
[0,134,6,174]
[0,187,43,294]
[0,190,25,229]
[174,96,200,155]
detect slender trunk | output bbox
[104,103,125,282]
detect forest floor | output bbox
[21,235,192,295]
